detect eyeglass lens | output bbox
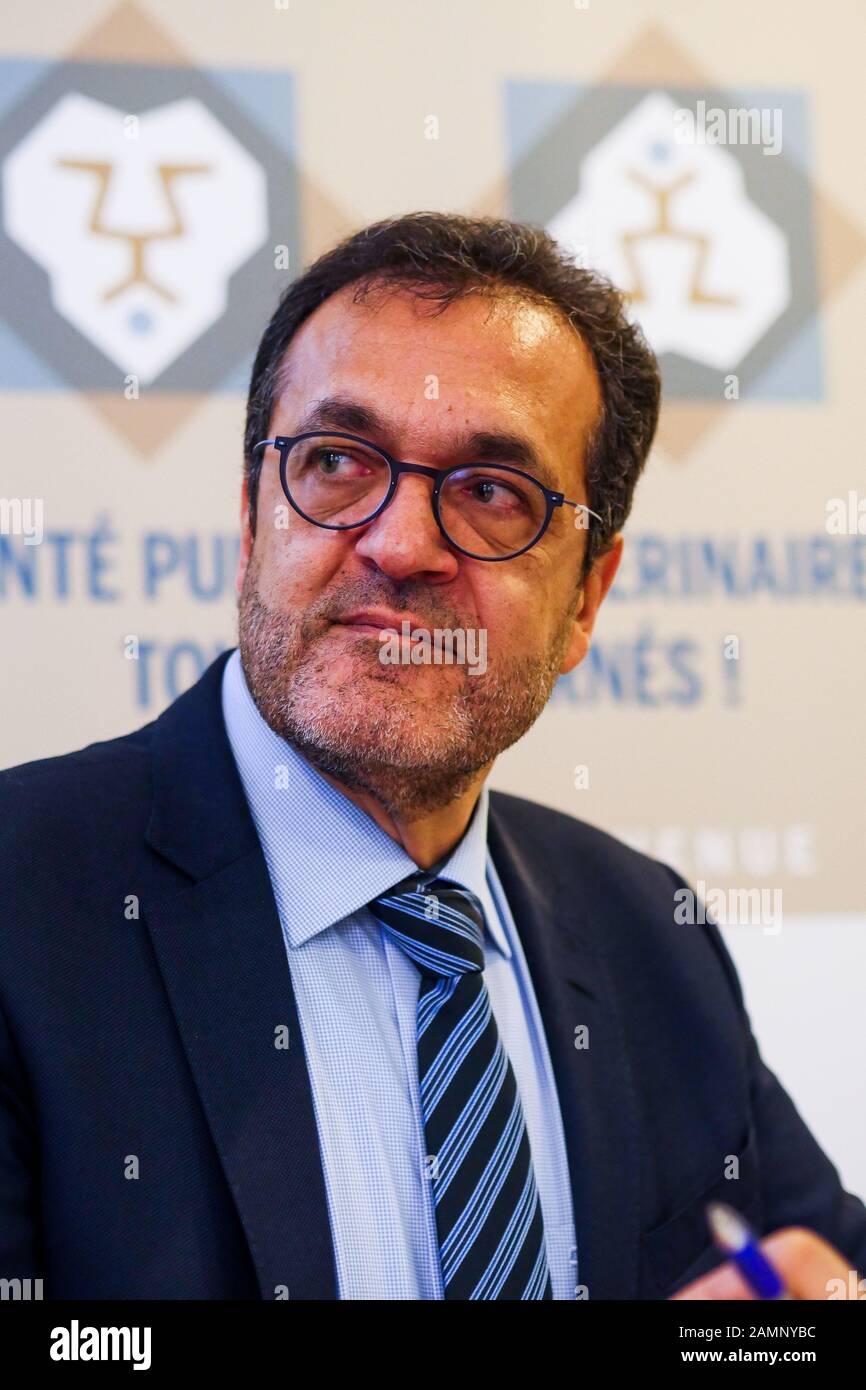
[282,435,547,558]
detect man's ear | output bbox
[560,534,624,676]
[237,478,253,596]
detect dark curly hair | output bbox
[244,211,661,577]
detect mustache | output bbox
[308,580,470,633]
[238,563,478,658]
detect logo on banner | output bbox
[4,93,267,384]
[0,2,300,451]
[503,30,866,450]
[547,91,790,372]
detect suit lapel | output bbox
[488,795,642,1300]
[141,652,337,1300]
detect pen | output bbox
[706,1201,794,1299]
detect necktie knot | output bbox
[368,873,486,979]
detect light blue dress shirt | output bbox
[221,648,577,1299]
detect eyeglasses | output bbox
[252,431,601,562]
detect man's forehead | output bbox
[286,282,587,367]
[274,282,602,457]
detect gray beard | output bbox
[237,561,572,820]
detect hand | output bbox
[671,1228,865,1300]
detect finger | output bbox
[671,1261,757,1300]
[671,1227,854,1301]
[761,1228,852,1299]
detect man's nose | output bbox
[352,471,460,582]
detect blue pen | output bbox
[706,1201,793,1299]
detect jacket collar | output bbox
[145,649,258,881]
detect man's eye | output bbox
[462,476,529,509]
[474,480,509,502]
[315,450,348,473]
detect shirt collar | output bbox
[220,649,510,958]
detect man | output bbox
[1,213,864,1300]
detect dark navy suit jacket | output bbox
[1,650,864,1299]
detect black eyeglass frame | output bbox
[253,431,602,562]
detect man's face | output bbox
[237,282,619,817]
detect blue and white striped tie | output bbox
[369,873,553,1299]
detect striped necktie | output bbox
[368,873,553,1299]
